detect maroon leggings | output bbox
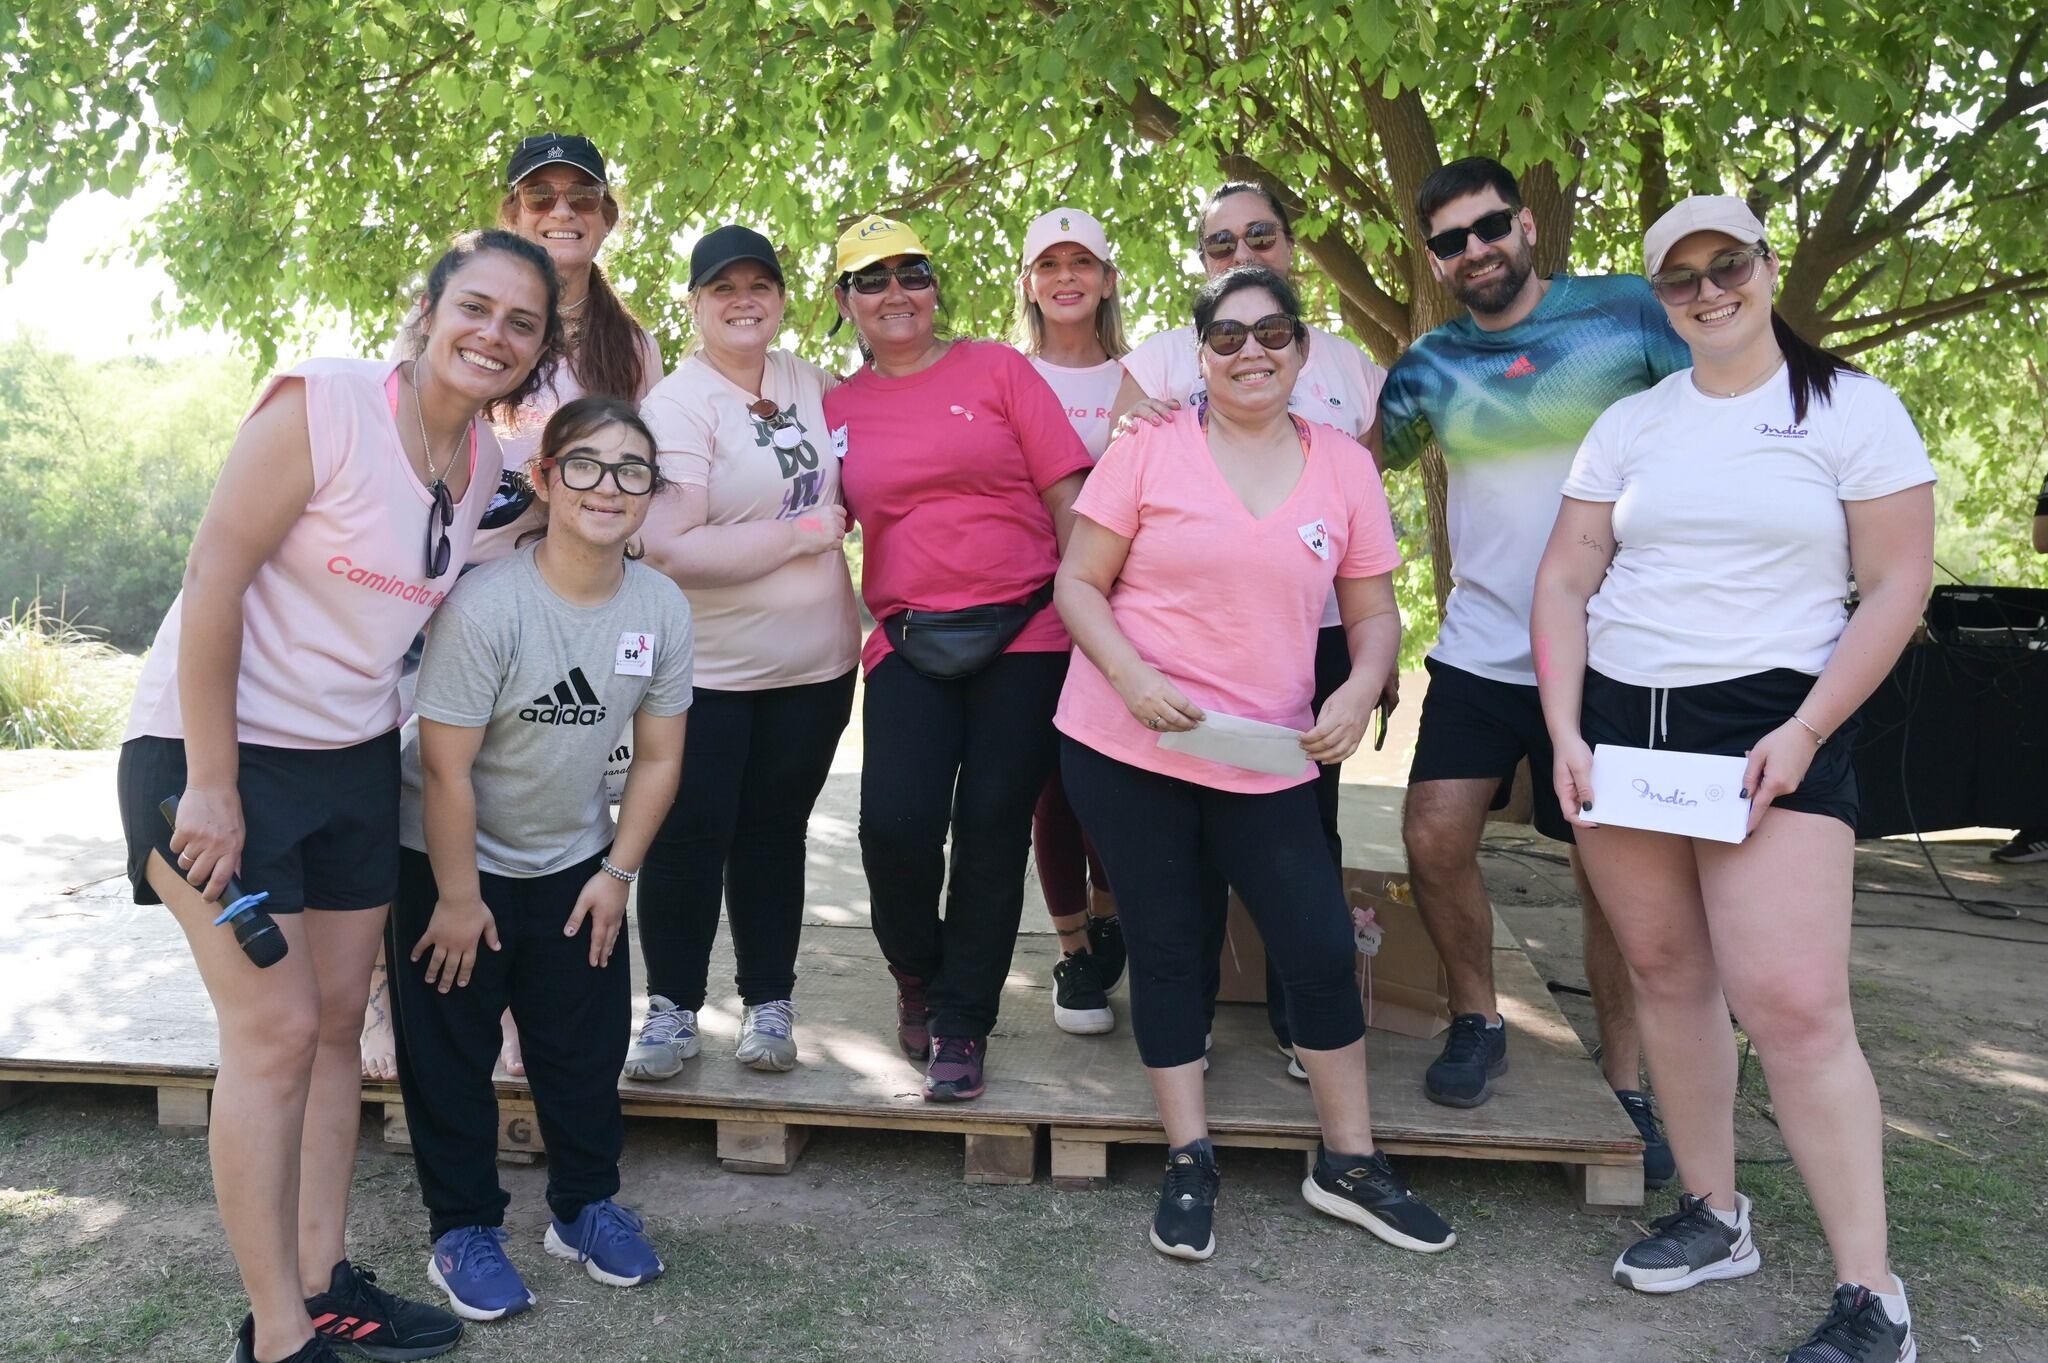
[1033,766,1110,921]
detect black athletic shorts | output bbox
[1408,657,1573,843]
[1580,667,1859,830]
[117,730,402,913]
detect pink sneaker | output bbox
[889,966,931,1061]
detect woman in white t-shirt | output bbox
[1011,206,1130,1036]
[1532,196,1933,1363]
[624,225,861,1079]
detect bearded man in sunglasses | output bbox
[1377,157,1687,1182]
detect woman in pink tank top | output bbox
[114,231,562,1363]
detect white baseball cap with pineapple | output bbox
[1643,195,1768,277]
[1021,207,1112,267]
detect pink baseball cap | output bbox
[1022,208,1112,268]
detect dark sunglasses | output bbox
[1649,244,1771,305]
[748,399,806,451]
[1200,312,1304,357]
[516,183,605,214]
[1200,221,1284,261]
[844,260,936,294]
[1425,209,1518,261]
[544,454,657,495]
[425,479,454,579]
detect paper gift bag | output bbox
[1218,868,1452,1039]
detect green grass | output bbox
[0,599,132,749]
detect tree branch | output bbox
[1828,268,2048,342]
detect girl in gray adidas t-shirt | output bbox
[390,397,693,1321]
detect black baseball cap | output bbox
[505,134,608,189]
[689,224,784,289]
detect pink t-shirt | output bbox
[1054,408,1401,794]
[126,358,503,749]
[1123,323,1388,631]
[467,330,665,565]
[639,349,861,691]
[826,340,1094,673]
[1029,356,1125,459]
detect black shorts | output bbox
[117,731,402,913]
[1408,658,1574,843]
[1581,668,1859,829]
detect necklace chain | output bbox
[408,360,451,484]
[1697,354,1785,399]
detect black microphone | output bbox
[158,796,288,968]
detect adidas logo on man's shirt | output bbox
[520,667,607,725]
[1503,354,1538,378]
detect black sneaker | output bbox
[231,1315,345,1363]
[1148,1143,1220,1261]
[1990,828,2048,863]
[1785,1283,1916,1363]
[1424,1013,1507,1107]
[1301,1147,1456,1253]
[1612,1192,1760,1293]
[1086,914,1126,991]
[1052,951,1114,1035]
[305,1259,463,1360]
[1615,1089,1676,1187]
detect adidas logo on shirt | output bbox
[1503,354,1538,379]
[520,668,607,726]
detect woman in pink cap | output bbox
[1534,195,1933,1363]
[1012,206,1130,1036]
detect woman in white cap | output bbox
[363,132,667,1082]
[1012,206,1129,1035]
[1532,194,1933,1363]
[825,213,1093,1103]
[1116,180,1391,1072]
[622,226,860,1079]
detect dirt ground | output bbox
[2,745,2045,1362]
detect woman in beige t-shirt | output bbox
[625,225,861,1078]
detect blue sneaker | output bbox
[426,1226,533,1323]
[1615,1089,1676,1188]
[544,1199,664,1287]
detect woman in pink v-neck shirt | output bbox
[1056,266,1455,1265]
[115,232,562,1363]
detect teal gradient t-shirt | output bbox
[1380,273,1688,684]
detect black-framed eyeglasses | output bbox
[1649,244,1771,305]
[1199,312,1304,357]
[748,398,806,451]
[844,260,936,294]
[1425,209,1518,261]
[545,454,657,495]
[516,183,605,215]
[1200,221,1284,261]
[425,479,454,579]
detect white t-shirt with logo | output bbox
[1029,356,1125,459]
[1564,368,1935,687]
[1123,323,1386,627]
[399,546,694,876]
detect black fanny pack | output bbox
[882,582,1055,681]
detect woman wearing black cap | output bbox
[363,133,668,1084]
[624,225,860,1078]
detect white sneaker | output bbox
[734,999,799,1072]
[1277,1043,1308,1082]
[623,996,699,1080]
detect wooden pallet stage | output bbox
[0,767,1643,1208]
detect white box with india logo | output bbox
[1587,745,1752,844]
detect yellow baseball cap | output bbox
[836,214,932,274]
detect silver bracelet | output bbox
[599,857,639,884]
[1790,714,1827,746]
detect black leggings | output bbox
[1063,738,1365,1069]
[389,848,628,1238]
[637,669,856,1010]
[860,650,1067,1039]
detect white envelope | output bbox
[1157,711,1309,777]
[1588,744,1752,844]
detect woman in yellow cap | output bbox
[824,214,1093,1101]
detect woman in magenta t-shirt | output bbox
[822,214,1092,1103]
[115,231,562,1363]
[1056,266,1454,1264]
[1011,205,1130,1037]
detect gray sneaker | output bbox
[623,996,699,1080]
[734,999,799,1072]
